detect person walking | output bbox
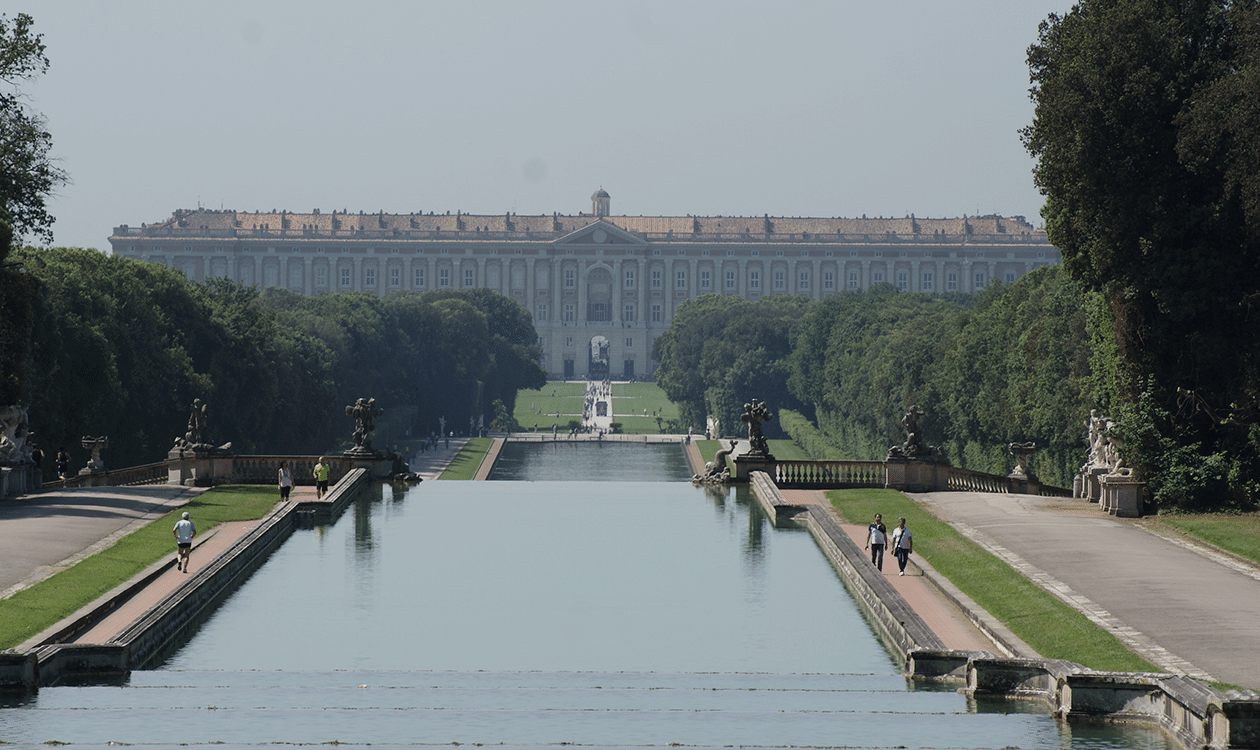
[864,513,887,571]
[55,447,70,484]
[173,511,196,573]
[278,461,294,502]
[313,457,331,500]
[891,517,913,576]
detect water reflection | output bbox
[0,446,1178,749]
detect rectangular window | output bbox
[725,270,736,289]
[699,269,711,290]
[439,268,451,287]
[624,269,636,289]
[798,269,810,290]
[824,271,835,290]
[947,272,958,291]
[389,267,401,288]
[872,270,885,284]
[896,271,908,291]
[847,272,859,290]
[1004,271,1016,283]
[563,303,575,322]
[651,303,662,323]
[413,267,426,287]
[675,270,686,289]
[340,267,352,288]
[749,270,761,290]
[921,272,933,292]
[536,302,548,321]
[315,266,328,287]
[651,269,662,289]
[625,337,633,348]
[463,268,475,287]
[365,267,376,287]
[564,269,576,289]
[773,270,785,290]
[623,304,635,322]
[974,273,986,289]
[565,336,574,347]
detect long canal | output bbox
[0,443,1172,748]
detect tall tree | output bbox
[1023,0,1260,509]
[0,13,66,248]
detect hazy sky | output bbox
[18,1,1065,252]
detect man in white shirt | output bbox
[173,511,196,573]
[891,517,913,576]
[864,513,887,571]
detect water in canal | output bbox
[0,443,1173,748]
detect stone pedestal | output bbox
[885,459,950,492]
[1084,467,1108,504]
[732,453,775,482]
[0,465,19,499]
[1099,474,1144,518]
[349,456,393,480]
[167,450,233,487]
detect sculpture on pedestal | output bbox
[345,397,384,457]
[170,398,232,456]
[886,404,947,462]
[740,400,774,457]
[0,405,30,463]
[693,439,737,484]
[1008,441,1038,480]
[81,436,108,474]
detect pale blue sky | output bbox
[18,1,1064,252]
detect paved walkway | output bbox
[0,484,205,599]
[915,491,1260,689]
[777,489,994,653]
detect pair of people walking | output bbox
[865,514,913,575]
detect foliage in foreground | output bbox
[1024,0,1260,510]
[0,486,277,650]
[827,489,1157,673]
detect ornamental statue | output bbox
[345,397,384,457]
[886,404,947,463]
[740,399,774,457]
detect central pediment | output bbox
[553,220,646,247]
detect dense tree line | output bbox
[5,246,544,470]
[1024,0,1260,510]
[652,294,811,437]
[653,270,1106,492]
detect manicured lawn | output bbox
[827,488,1159,673]
[1154,512,1260,567]
[610,382,681,434]
[0,486,279,651]
[696,438,810,464]
[514,382,587,431]
[514,381,682,435]
[438,438,493,480]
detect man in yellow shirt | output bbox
[313,457,331,499]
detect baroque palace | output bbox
[109,189,1057,380]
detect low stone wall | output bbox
[748,471,1260,750]
[4,469,370,687]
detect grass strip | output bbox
[0,486,278,650]
[438,438,493,480]
[695,439,811,465]
[827,488,1159,673]
[1154,512,1260,567]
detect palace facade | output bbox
[109,190,1057,380]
